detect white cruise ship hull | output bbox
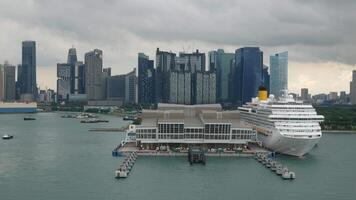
[258,129,321,157]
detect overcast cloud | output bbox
[0,0,355,94]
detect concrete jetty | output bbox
[255,152,296,180]
[115,152,138,179]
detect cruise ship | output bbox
[238,87,324,157]
[0,102,37,113]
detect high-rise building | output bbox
[67,47,78,93]
[15,64,21,100]
[106,74,125,101]
[270,51,288,97]
[125,68,137,104]
[0,64,4,101]
[301,88,309,102]
[168,70,191,104]
[155,48,215,105]
[262,65,270,93]
[19,41,37,99]
[57,63,71,101]
[350,70,356,105]
[102,67,112,99]
[192,71,216,104]
[209,49,234,102]
[67,47,78,66]
[85,49,104,100]
[230,47,263,105]
[4,64,16,101]
[155,48,176,103]
[74,61,85,94]
[138,53,155,104]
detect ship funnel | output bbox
[258,86,268,101]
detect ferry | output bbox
[238,87,324,157]
[0,102,37,114]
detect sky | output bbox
[0,0,356,95]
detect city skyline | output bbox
[1,44,355,97]
[0,1,356,94]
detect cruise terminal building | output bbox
[134,103,257,150]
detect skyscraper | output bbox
[107,74,125,101]
[125,68,137,104]
[209,49,234,102]
[192,71,216,104]
[155,48,176,103]
[67,47,78,93]
[350,70,356,104]
[0,64,4,101]
[74,61,85,94]
[19,41,37,99]
[102,67,112,99]
[4,64,16,101]
[85,49,104,100]
[155,48,215,105]
[270,51,288,97]
[230,47,263,105]
[138,53,155,104]
[262,65,270,93]
[67,47,78,66]
[57,63,71,101]
[15,64,22,100]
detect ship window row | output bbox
[136,129,157,133]
[158,123,184,133]
[241,115,274,127]
[271,118,322,121]
[204,124,231,134]
[279,129,321,133]
[136,134,156,139]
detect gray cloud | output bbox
[0,0,356,68]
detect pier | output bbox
[112,142,297,180]
[115,152,138,178]
[255,152,296,180]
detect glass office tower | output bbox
[270,51,288,97]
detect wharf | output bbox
[114,142,267,157]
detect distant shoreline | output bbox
[322,130,356,133]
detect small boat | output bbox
[282,171,296,180]
[24,117,36,120]
[2,134,14,140]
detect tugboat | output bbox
[2,134,14,140]
[24,116,36,120]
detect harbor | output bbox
[1,112,356,200]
